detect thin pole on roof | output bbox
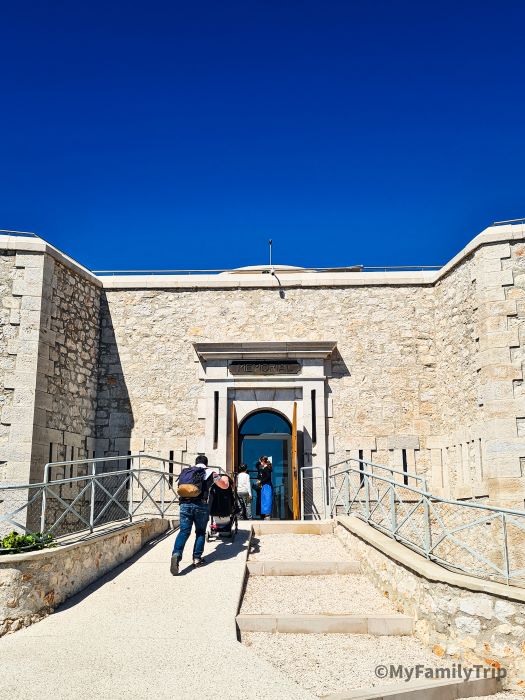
[269,239,273,268]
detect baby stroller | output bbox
[206,474,241,542]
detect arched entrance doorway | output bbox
[238,410,296,520]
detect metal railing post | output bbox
[128,467,134,522]
[329,475,335,517]
[322,469,327,520]
[299,467,304,520]
[343,472,350,514]
[89,461,96,533]
[364,473,370,519]
[390,482,397,534]
[422,494,432,558]
[502,513,510,584]
[40,462,50,533]
[160,473,165,518]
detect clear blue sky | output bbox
[1,1,524,271]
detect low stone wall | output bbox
[0,517,170,637]
[336,516,525,692]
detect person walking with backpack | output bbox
[171,455,223,575]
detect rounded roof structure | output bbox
[220,264,310,275]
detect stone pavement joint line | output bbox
[0,523,311,700]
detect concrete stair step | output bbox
[322,675,502,699]
[252,520,335,535]
[247,560,360,575]
[236,613,413,635]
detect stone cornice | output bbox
[2,223,524,291]
[194,341,337,361]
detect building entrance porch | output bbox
[194,342,335,521]
[239,410,293,519]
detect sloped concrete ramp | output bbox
[0,522,310,700]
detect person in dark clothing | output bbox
[171,455,220,575]
[258,456,273,519]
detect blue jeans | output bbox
[173,502,209,559]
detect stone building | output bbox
[1,222,525,520]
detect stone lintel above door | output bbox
[193,341,337,362]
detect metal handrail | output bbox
[42,452,190,482]
[300,466,327,520]
[92,265,442,276]
[329,457,427,488]
[493,218,525,225]
[93,266,363,275]
[39,453,192,535]
[333,463,525,517]
[0,455,229,550]
[329,461,525,585]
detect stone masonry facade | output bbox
[337,519,525,690]
[0,224,525,519]
[36,257,101,478]
[0,253,20,488]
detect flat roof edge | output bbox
[0,234,102,287]
[2,222,524,291]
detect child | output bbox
[236,463,252,519]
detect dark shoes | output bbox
[170,555,181,576]
[171,555,206,574]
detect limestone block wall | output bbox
[2,226,525,520]
[95,285,437,471]
[0,252,46,481]
[425,235,525,505]
[327,285,435,479]
[0,251,47,528]
[484,240,525,509]
[0,239,102,534]
[0,243,102,489]
[94,230,524,501]
[429,252,483,497]
[30,257,101,483]
[428,237,525,506]
[0,252,20,485]
[434,254,479,440]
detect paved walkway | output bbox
[0,523,310,700]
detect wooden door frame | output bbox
[232,405,301,520]
[291,401,300,519]
[230,402,238,476]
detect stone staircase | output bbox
[237,521,504,700]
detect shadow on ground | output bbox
[54,525,177,613]
[176,527,250,575]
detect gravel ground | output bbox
[241,574,397,615]
[242,632,454,696]
[249,534,355,561]
[469,695,524,700]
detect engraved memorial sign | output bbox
[229,360,301,375]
